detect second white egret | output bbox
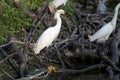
[88,3,120,43]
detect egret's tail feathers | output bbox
[88,35,95,42]
[33,48,40,54]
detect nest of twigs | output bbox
[0,1,120,80]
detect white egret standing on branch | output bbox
[33,9,65,54]
[49,0,68,13]
[88,3,120,43]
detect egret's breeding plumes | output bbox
[97,0,107,14]
[88,3,120,43]
[33,9,65,54]
[49,0,68,13]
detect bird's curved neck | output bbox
[55,14,62,29]
[111,5,120,28]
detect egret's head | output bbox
[58,9,65,14]
[49,2,55,14]
[56,9,65,15]
[54,9,65,19]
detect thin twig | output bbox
[0,53,17,64]
[0,68,16,80]
[17,70,47,80]
[0,40,34,48]
[56,64,105,73]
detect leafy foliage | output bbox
[0,0,49,43]
[0,0,73,44]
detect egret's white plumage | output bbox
[89,3,120,43]
[97,0,107,14]
[49,0,68,13]
[51,0,68,8]
[33,9,65,54]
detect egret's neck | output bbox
[55,14,62,29]
[111,6,120,28]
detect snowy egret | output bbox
[49,0,68,13]
[88,3,120,43]
[33,9,65,54]
[97,0,107,14]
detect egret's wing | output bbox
[89,23,113,42]
[96,34,110,42]
[33,28,54,54]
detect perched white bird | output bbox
[88,3,120,43]
[97,0,107,14]
[49,0,68,13]
[33,9,65,54]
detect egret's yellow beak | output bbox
[48,3,55,14]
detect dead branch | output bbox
[0,48,20,76]
[107,27,120,80]
[54,44,65,68]
[56,64,105,73]
[0,53,17,65]
[110,27,120,63]
[75,8,81,24]
[0,41,24,48]
[16,70,47,80]
[11,43,27,77]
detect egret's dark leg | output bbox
[42,47,50,67]
[54,44,65,69]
